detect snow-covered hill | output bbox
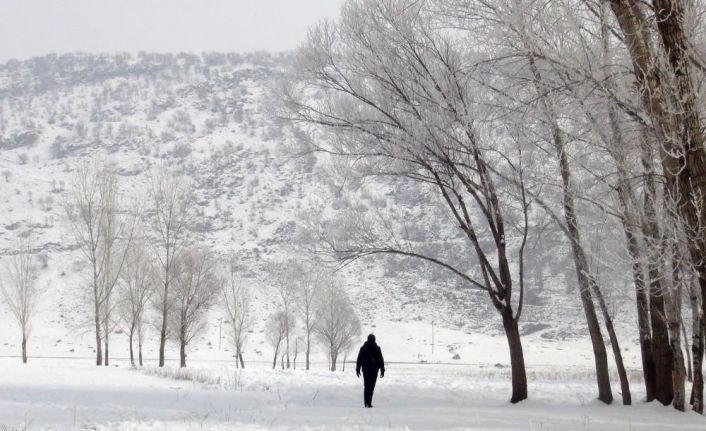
[0,52,636,365]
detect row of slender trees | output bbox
[0,162,361,371]
[265,263,361,372]
[284,0,706,412]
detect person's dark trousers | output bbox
[363,369,378,407]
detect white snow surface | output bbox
[1,357,704,431]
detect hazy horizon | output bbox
[0,0,344,62]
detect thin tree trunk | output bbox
[137,323,144,367]
[690,287,704,412]
[180,336,187,368]
[683,321,692,382]
[159,271,169,368]
[306,335,311,371]
[94,302,103,366]
[239,352,244,368]
[272,344,279,370]
[527,54,612,404]
[667,251,686,411]
[286,327,290,369]
[129,327,135,367]
[104,335,109,367]
[619,199,656,400]
[590,277,632,405]
[502,307,528,403]
[21,333,27,364]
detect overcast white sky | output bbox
[0,0,346,62]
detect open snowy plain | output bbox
[2,325,705,431]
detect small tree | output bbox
[314,281,361,371]
[267,310,294,369]
[118,241,154,367]
[222,260,253,368]
[294,262,326,370]
[0,235,40,363]
[168,247,220,368]
[271,262,298,368]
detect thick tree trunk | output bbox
[239,352,244,369]
[647,269,674,405]
[21,333,27,364]
[502,307,528,403]
[608,0,706,410]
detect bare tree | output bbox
[314,280,361,371]
[168,247,220,368]
[64,160,134,366]
[271,262,298,368]
[148,168,194,367]
[267,309,293,369]
[118,240,154,367]
[222,260,253,368]
[287,0,531,401]
[290,261,326,370]
[604,0,706,411]
[0,235,40,363]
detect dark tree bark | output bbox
[180,332,187,368]
[21,334,27,364]
[607,0,706,411]
[272,344,280,370]
[128,325,135,367]
[94,303,103,366]
[306,337,311,371]
[159,280,168,368]
[104,336,109,367]
[502,307,528,403]
[138,341,143,367]
[528,54,613,404]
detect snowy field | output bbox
[1,357,705,430]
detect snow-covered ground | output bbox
[1,357,704,430]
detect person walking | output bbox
[356,334,385,408]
